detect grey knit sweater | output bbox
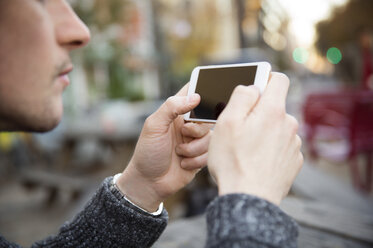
[0,177,298,247]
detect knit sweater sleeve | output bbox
[0,177,168,248]
[205,194,298,248]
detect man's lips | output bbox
[58,65,73,87]
[59,65,73,77]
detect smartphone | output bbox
[184,62,271,123]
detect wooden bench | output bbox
[17,169,94,205]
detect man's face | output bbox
[0,0,90,132]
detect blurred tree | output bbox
[70,0,145,101]
[157,0,219,92]
[315,0,373,54]
[315,0,373,86]
[235,0,247,48]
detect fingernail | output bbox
[188,93,199,103]
[175,145,182,155]
[180,160,187,169]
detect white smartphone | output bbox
[184,62,271,123]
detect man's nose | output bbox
[54,2,91,50]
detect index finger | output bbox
[182,122,213,138]
[256,72,289,112]
[175,82,190,97]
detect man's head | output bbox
[0,0,90,132]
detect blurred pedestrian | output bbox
[359,27,373,90]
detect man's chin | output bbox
[29,112,63,132]
[27,119,61,133]
[0,98,65,132]
[24,102,64,132]
[0,113,62,133]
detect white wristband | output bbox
[113,173,164,216]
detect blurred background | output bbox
[0,0,372,247]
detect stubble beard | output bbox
[0,63,67,133]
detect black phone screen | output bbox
[190,65,257,120]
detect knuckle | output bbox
[298,152,304,168]
[246,87,260,102]
[248,86,260,97]
[181,144,193,156]
[164,96,175,110]
[218,116,236,129]
[165,96,174,105]
[218,108,242,125]
[295,135,302,149]
[273,72,290,86]
[201,136,211,152]
[183,157,202,170]
[207,129,213,138]
[197,155,208,168]
[194,125,205,137]
[267,102,286,118]
[202,127,213,137]
[144,115,155,128]
[182,124,194,136]
[217,107,234,123]
[164,96,179,118]
[201,130,213,145]
[233,85,260,98]
[185,145,195,156]
[190,158,202,169]
[233,85,247,94]
[190,129,203,138]
[216,111,228,123]
[286,114,299,133]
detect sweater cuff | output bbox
[34,177,168,248]
[206,194,298,248]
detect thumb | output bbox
[153,93,200,126]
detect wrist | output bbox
[217,179,281,206]
[116,166,163,212]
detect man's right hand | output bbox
[116,83,212,212]
[208,72,303,205]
